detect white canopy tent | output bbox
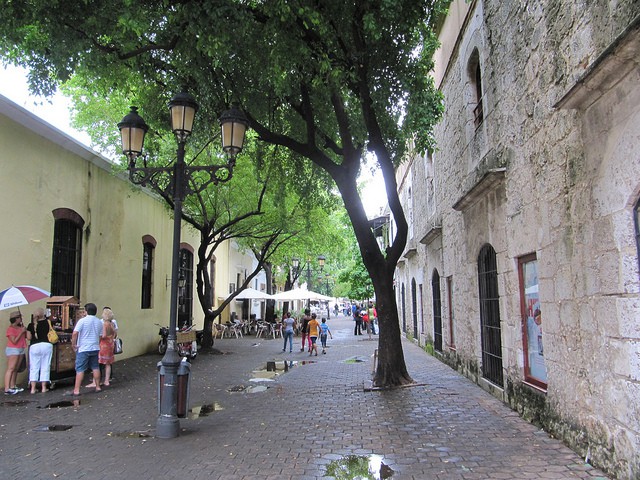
[272,288,333,302]
[235,288,273,318]
[231,287,275,300]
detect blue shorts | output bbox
[5,347,25,356]
[75,350,100,373]
[310,336,318,345]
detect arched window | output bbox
[178,247,194,327]
[411,278,418,337]
[209,257,216,306]
[401,283,406,333]
[468,49,484,128]
[141,235,156,309]
[478,244,503,386]
[432,270,442,352]
[51,209,84,298]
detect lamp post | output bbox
[118,93,248,439]
[291,255,326,291]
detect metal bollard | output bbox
[158,359,192,418]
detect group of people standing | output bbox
[352,303,377,338]
[281,308,333,355]
[4,303,118,396]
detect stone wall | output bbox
[396,1,640,477]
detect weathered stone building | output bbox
[394,1,640,478]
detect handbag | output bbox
[114,337,123,355]
[47,319,59,344]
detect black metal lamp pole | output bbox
[118,93,248,439]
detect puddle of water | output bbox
[246,385,268,393]
[1,400,31,407]
[111,431,152,438]
[188,403,224,419]
[33,424,73,432]
[249,378,274,382]
[228,385,247,393]
[325,454,393,479]
[344,356,367,364]
[39,400,80,409]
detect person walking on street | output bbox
[300,308,311,352]
[87,306,118,388]
[98,308,116,386]
[363,308,373,339]
[25,307,53,393]
[371,304,378,335]
[281,312,296,353]
[319,318,332,354]
[71,303,103,395]
[307,313,320,356]
[353,305,363,335]
[4,311,27,394]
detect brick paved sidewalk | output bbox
[0,315,607,479]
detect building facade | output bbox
[0,94,256,381]
[394,1,640,478]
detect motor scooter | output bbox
[156,323,198,360]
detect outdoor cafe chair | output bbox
[256,321,269,338]
[213,323,227,339]
[229,321,244,339]
[271,323,282,339]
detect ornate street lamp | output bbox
[118,92,248,439]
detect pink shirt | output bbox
[6,325,27,348]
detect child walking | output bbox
[319,318,333,354]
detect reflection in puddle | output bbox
[33,424,73,432]
[188,403,224,419]
[325,454,394,479]
[39,400,80,409]
[344,356,367,364]
[246,385,268,393]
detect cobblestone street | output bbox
[0,315,608,479]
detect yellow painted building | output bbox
[0,94,250,386]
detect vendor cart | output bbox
[46,296,81,381]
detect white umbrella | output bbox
[272,288,333,302]
[235,288,273,318]
[232,287,274,300]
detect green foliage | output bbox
[325,455,377,479]
[424,342,435,356]
[0,0,450,385]
[340,260,374,301]
[336,216,374,300]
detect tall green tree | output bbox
[0,0,446,387]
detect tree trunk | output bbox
[195,232,215,350]
[336,170,413,388]
[201,311,216,349]
[264,262,275,321]
[372,276,413,387]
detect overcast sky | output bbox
[0,63,92,146]
[0,63,387,216]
